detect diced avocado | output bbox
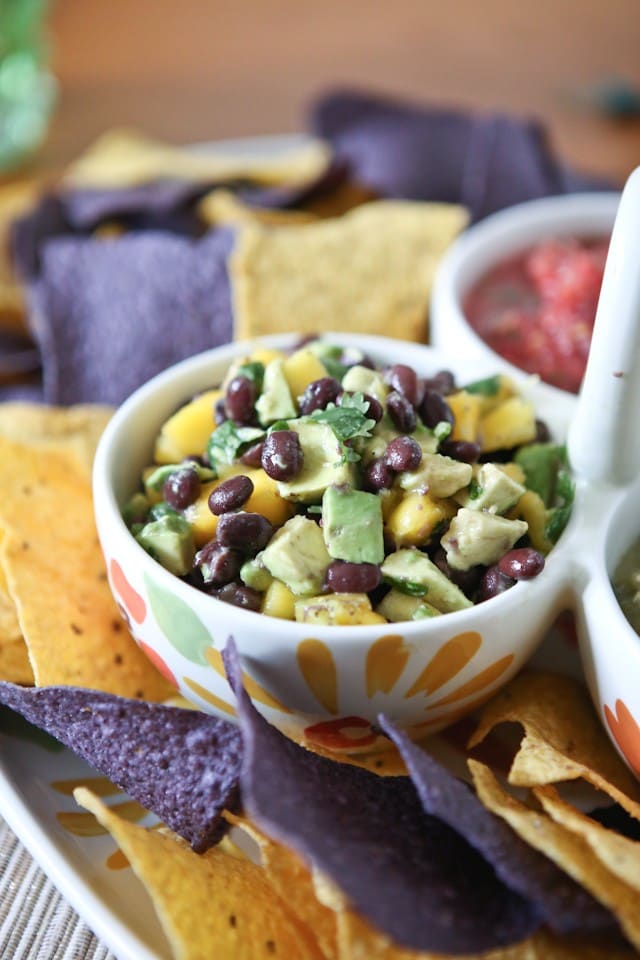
[381,549,472,613]
[514,443,567,506]
[136,514,195,576]
[322,485,384,564]
[255,358,297,426]
[240,555,273,591]
[261,516,330,596]
[397,453,472,498]
[277,419,354,503]
[441,508,528,571]
[376,588,442,622]
[341,365,388,403]
[454,463,525,514]
[122,492,150,526]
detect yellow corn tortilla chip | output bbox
[534,785,640,893]
[226,811,338,960]
[230,201,468,343]
[198,188,317,228]
[74,788,326,960]
[0,179,37,336]
[469,760,640,951]
[468,671,640,811]
[0,403,113,480]
[0,436,171,700]
[65,127,332,190]
[0,527,32,684]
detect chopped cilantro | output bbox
[434,421,452,442]
[544,468,575,543]
[236,362,265,390]
[309,391,376,463]
[463,374,501,396]
[382,576,429,597]
[207,421,264,469]
[468,478,484,500]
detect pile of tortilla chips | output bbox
[1,131,640,960]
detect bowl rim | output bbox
[93,332,569,639]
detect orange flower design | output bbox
[604,699,640,776]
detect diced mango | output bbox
[480,397,537,453]
[262,580,296,620]
[379,486,403,523]
[247,347,286,367]
[182,480,219,545]
[153,389,222,464]
[498,462,527,485]
[509,489,552,554]
[281,347,328,404]
[387,492,445,547]
[294,593,373,626]
[376,589,442,622]
[472,375,518,413]
[447,391,483,443]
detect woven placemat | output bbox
[0,817,115,960]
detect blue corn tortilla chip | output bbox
[310,89,610,221]
[236,156,350,210]
[0,681,241,852]
[30,227,234,406]
[62,180,212,235]
[222,638,539,955]
[10,193,73,283]
[379,716,616,936]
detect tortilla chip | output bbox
[198,188,316,228]
[379,717,611,934]
[0,527,30,675]
[335,911,636,960]
[226,811,338,960]
[74,788,326,960]
[222,639,539,955]
[469,761,640,950]
[65,127,332,190]
[534,786,640,893]
[469,671,640,811]
[0,435,171,700]
[230,200,468,342]
[0,403,113,479]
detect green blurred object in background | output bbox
[0,0,56,171]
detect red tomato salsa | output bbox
[463,237,609,393]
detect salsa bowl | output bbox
[93,333,574,752]
[430,191,620,405]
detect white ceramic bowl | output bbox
[93,333,575,753]
[430,191,620,419]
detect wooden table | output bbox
[18,0,640,184]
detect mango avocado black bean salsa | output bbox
[123,339,574,626]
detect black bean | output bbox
[162,466,201,509]
[194,541,242,585]
[325,561,381,594]
[498,548,545,581]
[215,581,263,611]
[386,391,416,432]
[362,393,383,424]
[240,440,265,467]
[208,475,254,515]
[477,565,516,602]
[384,364,420,407]
[261,430,303,481]
[535,419,552,443]
[214,397,228,426]
[224,375,256,425]
[420,390,455,429]
[439,439,481,463]
[384,435,422,472]
[299,377,342,414]
[422,370,456,395]
[362,457,394,492]
[216,512,273,552]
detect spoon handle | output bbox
[567,166,640,485]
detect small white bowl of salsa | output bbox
[430,192,620,408]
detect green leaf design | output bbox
[144,575,212,664]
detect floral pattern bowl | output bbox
[93,332,579,753]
